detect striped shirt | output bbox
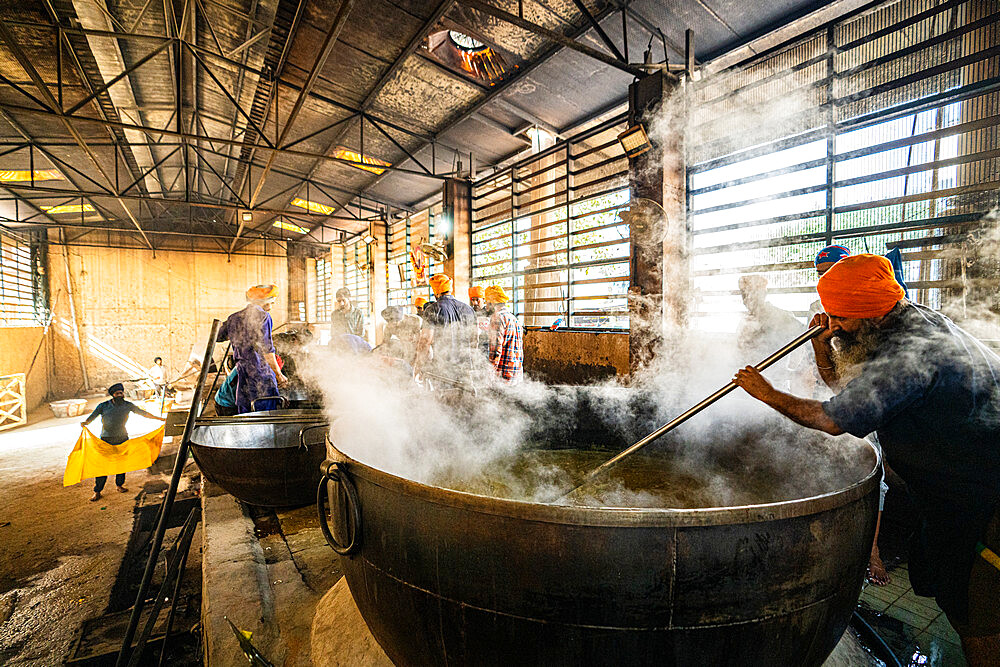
[489,308,523,382]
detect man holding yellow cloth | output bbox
[732,254,1000,664]
[71,382,166,501]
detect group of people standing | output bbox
[403,274,524,385]
[210,274,526,418]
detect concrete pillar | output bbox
[627,71,687,374]
[442,178,472,300]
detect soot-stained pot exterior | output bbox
[190,409,327,508]
[319,436,880,666]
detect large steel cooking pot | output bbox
[191,409,328,508]
[318,434,880,666]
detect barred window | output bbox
[688,0,1000,332]
[1,232,46,327]
[387,203,440,308]
[315,258,332,322]
[471,116,631,329]
[343,239,370,329]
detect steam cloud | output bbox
[297,65,1000,508]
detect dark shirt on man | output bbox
[822,303,1000,616]
[83,399,159,444]
[422,294,476,367]
[331,308,365,339]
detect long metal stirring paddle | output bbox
[549,325,824,503]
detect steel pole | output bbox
[553,325,824,502]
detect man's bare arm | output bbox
[733,366,844,435]
[809,312,841,390]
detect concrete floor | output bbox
[0,400,176,665]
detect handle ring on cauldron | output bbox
[298,423,329,449]
[317,461,361,555]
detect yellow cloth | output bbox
[63,425,166,486]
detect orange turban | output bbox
[468,285,485,299]
[246,284,278,304]
[429,274,452,295]
[485,285,510,304]
[414,297,428,308]
[817,254,905,319]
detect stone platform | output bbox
[200,480,389,666]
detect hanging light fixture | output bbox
[362,223,377,245]
[617,124,652,158]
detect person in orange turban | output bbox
[415,275,476,377]
[817,254,905,319]
[413,296,428,315]
[483,284,522,382]
[429,274,452,296]
[217,282,288,413]
[731,256,1000,659]
[246,283,278,305]
[468,285,486,312]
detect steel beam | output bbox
[0,102,448,180]
[365,115,433,176]
[0,182,375,221]
[2,11,156,249]
[243,0,356,216]
[63,38,173,115]
[457,0,644,77]
[570,0,625,61]
[356,2,620,200]
[259,0,458,242]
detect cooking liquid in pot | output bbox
[434,441,867,509]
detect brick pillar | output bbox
[627,71,687,375]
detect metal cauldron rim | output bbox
[325,436,881,528]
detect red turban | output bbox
[817,254,905,319]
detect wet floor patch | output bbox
[858,563,967,666]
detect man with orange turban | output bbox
[217,283,288,413]
[484,285,523,383]
[468,285,489,356]
[416,274,476,378]
[468,285,485,312]
[732,254,1000,663]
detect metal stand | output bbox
[116,319,219,667]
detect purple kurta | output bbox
[217,305,279,413]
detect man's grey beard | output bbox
[830,321,883,382]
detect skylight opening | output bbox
[0,169,63,182]
[41,203,94,214]
[274,220,309,234]
[333,148,390,175]
[291,198,336,215]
